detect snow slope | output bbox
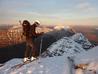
[0,56,71,74]
[74,46,98,74]
[75,46,98,64]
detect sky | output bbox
[0,0,98,25]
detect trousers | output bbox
[24,37,37,58]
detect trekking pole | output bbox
[39,36,43,56]
[39,36,43,62]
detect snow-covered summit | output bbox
[43,36,85,57]
[71,33,92,49]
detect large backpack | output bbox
[22,20,31,36]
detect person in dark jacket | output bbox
[21,20,43,62]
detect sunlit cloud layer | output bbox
[0,0,98,25]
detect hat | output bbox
[34,20,40,24]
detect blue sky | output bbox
[0,0,98,25]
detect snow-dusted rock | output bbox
[71,33,92,49]
[43,37,85,57]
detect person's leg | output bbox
[25,43,31,58]
[28,40,37,61]
[25,38,37,61]
[28,44,36,61]
[32,45,37,57]
[23,42,31,62]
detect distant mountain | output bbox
[0,25,13,30]
[72,25,98,46]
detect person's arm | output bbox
[31,24,44,37]
[31,30,44,37]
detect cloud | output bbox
[72,2,97,15]
[77,2,95,11]
[77,2,90,9]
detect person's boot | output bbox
[23,57,30,63]
[30,56,36,61]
